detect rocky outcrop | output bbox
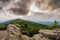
[39,29,60,40]
[0,24,60,40]
[7,24,21,40]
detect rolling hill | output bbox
[0,19,48,36]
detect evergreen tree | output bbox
[53,20,58,28]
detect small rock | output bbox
[33,34,48,40]
[21,35,31,40]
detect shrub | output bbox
[47,26,54,30]
[0,25,7,30]
[27,26,40,37]
[53,20,58,28]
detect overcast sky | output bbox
[0,0,60,23]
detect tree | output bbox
[53,20,58,28]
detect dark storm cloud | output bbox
[9,0,31,15]
[0,0,31,15]
[0,0,10,2]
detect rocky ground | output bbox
[0,24,60,40]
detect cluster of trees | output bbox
[46,20,60,30]
[0,24,7,30]
[20,24,40,37]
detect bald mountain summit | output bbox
[0,19,60,37]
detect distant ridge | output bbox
[0,18,60,25]
[0,19,45,25]
[0,19,21,25]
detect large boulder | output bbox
[7,24,21,40]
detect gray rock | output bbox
[21,35,31,40]
[33,34,49,40]
[7,24,21,40]
[39,29,60,40]
[29,37,33,40]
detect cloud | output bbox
[35,0,60,10]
